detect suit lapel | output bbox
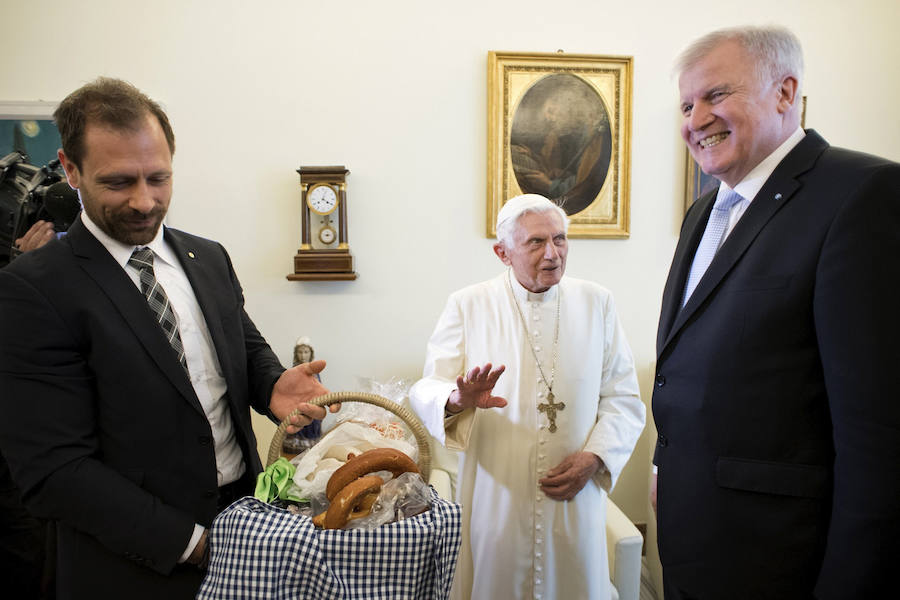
[67,220,205,415]
[164,230,236,397]
[659,130,830,356]
[657,191,716,353]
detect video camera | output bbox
[0,151,81,267]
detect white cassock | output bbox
[409,271,645,600]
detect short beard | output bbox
[88,205,165,246]
[107,218,164,245]
[106,215,163,246]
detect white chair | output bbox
[427,469,643,600]
[605,497,643,600]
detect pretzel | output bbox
[312,490,379,528]
[323,475,383,529]
[351,490,379,517]
[312,510,326,528]
[325,448,419,501]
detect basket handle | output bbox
[267,391,432,483]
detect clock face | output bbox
[318,225,337,245]
[307,184,339,215]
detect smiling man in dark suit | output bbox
[0,77,333,599]
[652,26,900,599]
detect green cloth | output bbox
[255,457,304,503]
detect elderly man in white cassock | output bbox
[409,194,645,600]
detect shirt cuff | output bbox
[179,524,205,563]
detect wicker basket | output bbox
[266,391,432,483]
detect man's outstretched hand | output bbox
[446,363,507,414]
[269,359,338,432]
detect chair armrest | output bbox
[606,499,643,600]
[429,468,453,501]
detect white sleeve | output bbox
[583,293,646,492]
[178,524,204,563]
[408,294,476,450]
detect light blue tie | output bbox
[682,189,744,306]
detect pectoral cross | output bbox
[537,392,565,433]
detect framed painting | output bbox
[683,96,807,211]
[487,51,633,238]
[683,157,720,213]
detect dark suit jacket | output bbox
[652,130,900,599]
[0,218,285,599]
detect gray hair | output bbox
[675,25,804,92]
[496,194,569,247]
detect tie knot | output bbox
[713,189,743,212]
[128,247,155,270]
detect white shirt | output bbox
[719,126,806,239]
[80,212,244,559]
[410,272,645,600]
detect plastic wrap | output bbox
[335,377,416,440]
[290,378,418,512]
[291,422,417,513]
[344,472,432,530]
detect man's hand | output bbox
[186,529,209,569]
[539,451,603,501]
[269,359,336,433]
[446,363,507,413]
[14,220,56,253]
[650,472,658,517]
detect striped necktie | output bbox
[682,189,744,306]
[128,247,189,373]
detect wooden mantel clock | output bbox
[288,166,357,281]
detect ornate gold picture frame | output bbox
[487,51,633,238]
[683,155,720,213]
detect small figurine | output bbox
[282,336,322,459]
[293,336,315,367]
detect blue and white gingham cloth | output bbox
[197,488,462,599]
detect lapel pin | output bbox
[774,193,783,200]
[188,251,196,259]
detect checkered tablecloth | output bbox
[197,488,462,599]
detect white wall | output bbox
[4,0,898,591]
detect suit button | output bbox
[199,435,212,446]
[658,435,669,447]
[655,374,666,387]
[205,489,216,498]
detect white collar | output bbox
[80,211,177,270]
[729,126,805,201]
[507,269,560,304]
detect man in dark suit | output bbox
[0,77,332,599]
[652,26,900,599]
[1,225,62,599]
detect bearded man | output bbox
[0,77,331,599]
